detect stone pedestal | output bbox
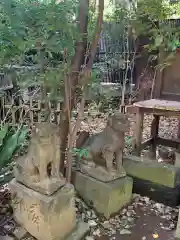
[10,123,89,240]
[123,156,180,188]
[10,179,88,240]
[72,171,133,219]
[14,161,65,195]
[123,156,180,206]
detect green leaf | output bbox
[155,35,163,47]
[125,136,132,145]
[72,148,80,154]
[79,149,89,158]
[17,126,28,148]
[0,124,8,146]
[0,130,20,169]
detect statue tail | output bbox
[75,131,90,169]
[76,131,89,148]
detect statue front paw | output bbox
[117,165,126,177]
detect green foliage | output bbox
[0,0,79,102]
[134,0,180,52]
[0,0,78,64]
[72,147,89,158]
[106,0,180,69]
[125,135,133,147]
[0,125,28,170]
[88,2,98,44]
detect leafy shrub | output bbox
[0,125,28,171]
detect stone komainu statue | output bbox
[77,112,129,182]
[14,122,65,195]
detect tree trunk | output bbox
[59,0,89,174]
[59,0,104,181]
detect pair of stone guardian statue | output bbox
[14,112,129,189]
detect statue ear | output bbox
[31,125,36,133]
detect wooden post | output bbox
[177,119,180,139]
[133,108,144,156]
[150,115,160,159]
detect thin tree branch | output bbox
[65,0,104,182]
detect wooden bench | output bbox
[127,99,180,157]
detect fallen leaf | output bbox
[152,233,159,239]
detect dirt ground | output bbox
[81,194,178,240]
[97,206,176,240]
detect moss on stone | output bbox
[73,171,133,219]
[123,156,180,188]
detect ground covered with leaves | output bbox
[0,113,179,240]
[0,187,178,240]
[77,194,177,240]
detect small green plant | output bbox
[125,135,133,147]
[0,124,28,170]
[72,147,89,159]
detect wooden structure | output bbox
[128,50,180,157]
[0,96,62,125]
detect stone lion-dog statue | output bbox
[77,112,129,182]
[14,122,65,195]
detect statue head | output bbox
[107,112,129,132]
[32,122,59,143]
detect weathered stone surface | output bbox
[175,209,180,239]
[66,221,89,240]
[13,226,27,239]
[9,179,76,240]
[14,122,65,195]
[0,236,14,240]
[77,113,129,182]
[175,151,180,167]
[80,165,126,183]
[72,171,133,219]
[131,176,180,207]
[17,221,89,240]
[123,156,180,188]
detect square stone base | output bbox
[123,156,180,206]
[14,160,65,195]
[9,179,77,240]
[72,171,133,219]
[123,156,180,188]
[13,221,89,240]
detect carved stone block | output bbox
[72,170,133,219]
[14,122,65,195]
[123,156,180,188]
[9,179,77,240]
[80,164,126,182]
